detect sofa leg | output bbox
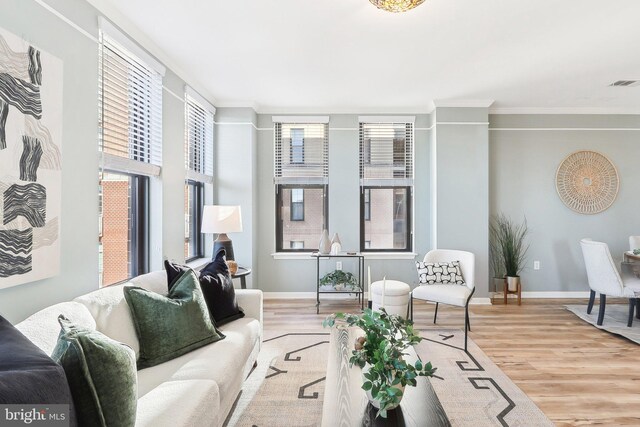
[597,294,606,326]
[433,302,439,324]
[587,290,595,314]
[628,299,635,328]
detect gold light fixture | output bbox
[369,0,426,13]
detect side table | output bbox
[231,266,251,289]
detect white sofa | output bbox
[15,270,263,427]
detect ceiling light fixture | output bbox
[369,0,426,13]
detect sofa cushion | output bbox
[51,315,136,427]
[16,301,96,356]
[199,250,245,326]
[164,259,189,290]
[0,315,76,427]
[124,269,224,369]
[136,380,220,427]
[416,261,465,285]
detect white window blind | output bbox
[274,122,328,185]
[359,122,414,187]
[99,29,163,177]
[185,93,214,184]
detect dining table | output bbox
[623,251,640,279]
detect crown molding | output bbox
[433,99,495,108]
[489,107,640,115]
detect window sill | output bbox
[187,257,210,271]
[271,252,418,260]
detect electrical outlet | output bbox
[534,260,540,270]
[336,261,343,271]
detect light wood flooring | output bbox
[263,297,640,426]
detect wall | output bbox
[253,114,432,294]
[489,114,640,293]
[0,0,215,322]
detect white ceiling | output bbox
[90,0,640,113]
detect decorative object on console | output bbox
[323,308,436,418]
[200,249,245,326]
[226,259,238,275]
[201,205,243,260]
[369,0,426,13]
[330,232,342,255]
[51,315,136,427]
[556,150,619,214]
[0,27,63,289]
[124,269,224,368]
[416,261,465,285]
[319,229,331,254]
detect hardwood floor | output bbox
[263,297,640,426]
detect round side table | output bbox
[231,266,251,289]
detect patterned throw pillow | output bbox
[416,261,465,285]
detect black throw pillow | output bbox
[165,259,190,291]
[199,250,245,326]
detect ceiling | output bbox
[90,0,640,113]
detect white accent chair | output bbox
[411,249,475,352]
[580,238,640,327]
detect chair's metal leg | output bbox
[433,302,439,324]
[628,299,635,327]
[466,307,471,332]
[597,294,606,326]
[410,294,414,322]
[464,305,469,353]
[637,298,640,320]
[587,290,596,314]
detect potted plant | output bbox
[323,308,436,418]
[320,270,358,291]
[491,213,530,292]
[489,226,506,293]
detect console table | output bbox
[312,253,365,314]
[321,327,450,427]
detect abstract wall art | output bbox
[0,26,62,289]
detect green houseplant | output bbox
[491,213,530,292]
[320,270,358,291]
[323,308,436,418]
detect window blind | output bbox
[99,31,163,177]
[274,122,328,185]
[359,122,414,187]
[185,93,214,184]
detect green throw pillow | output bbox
[124,268,224,369]
[51,315,137,427]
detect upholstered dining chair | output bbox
[411,249,475,352]
[580,238,640,327]
[630,236,640,251]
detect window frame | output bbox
[275,184,329,253]
[359,185,413,253]
[290,188,305,221]
[185,180,205,262]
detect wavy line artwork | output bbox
[0,72,42,119]
[19,136,43,182]
[3,183,46,227]
[27,46,42,85]
[33,216,58,249]
[25,116,60,169]
[0,35,30,81]
[0,99,6,150]
[0,228,32,278]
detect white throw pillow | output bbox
[416,261,465,285]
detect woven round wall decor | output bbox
[555,150,619,214]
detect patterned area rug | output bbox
[566,304,640,344]
[224,330,552,427]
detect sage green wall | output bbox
[489,114,640,293]
[0,0,215,322]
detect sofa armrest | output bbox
[236,289,263,327]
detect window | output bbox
[359,120,414,252]
[274,120,329,252]
[98,21,163,286]
[290,189,305,221]
[185,180,204,261]
[184,89,214,261]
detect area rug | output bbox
[566,304,640,344]
[224,330,552,427]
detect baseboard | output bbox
[263,292,494,305]
[493,291,591,299]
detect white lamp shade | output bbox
[201,205,243,234]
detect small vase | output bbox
[319,229,331,254]
[506,276,520,292]
[362,365,405,410]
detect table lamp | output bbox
[201,205,243,260]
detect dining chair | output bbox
[411,249,475,352]
[630,236,640,251]
[580,238,640,327]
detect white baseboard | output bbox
[262,292,494,305]
[470,297,492,305]
[495,291,591,299]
